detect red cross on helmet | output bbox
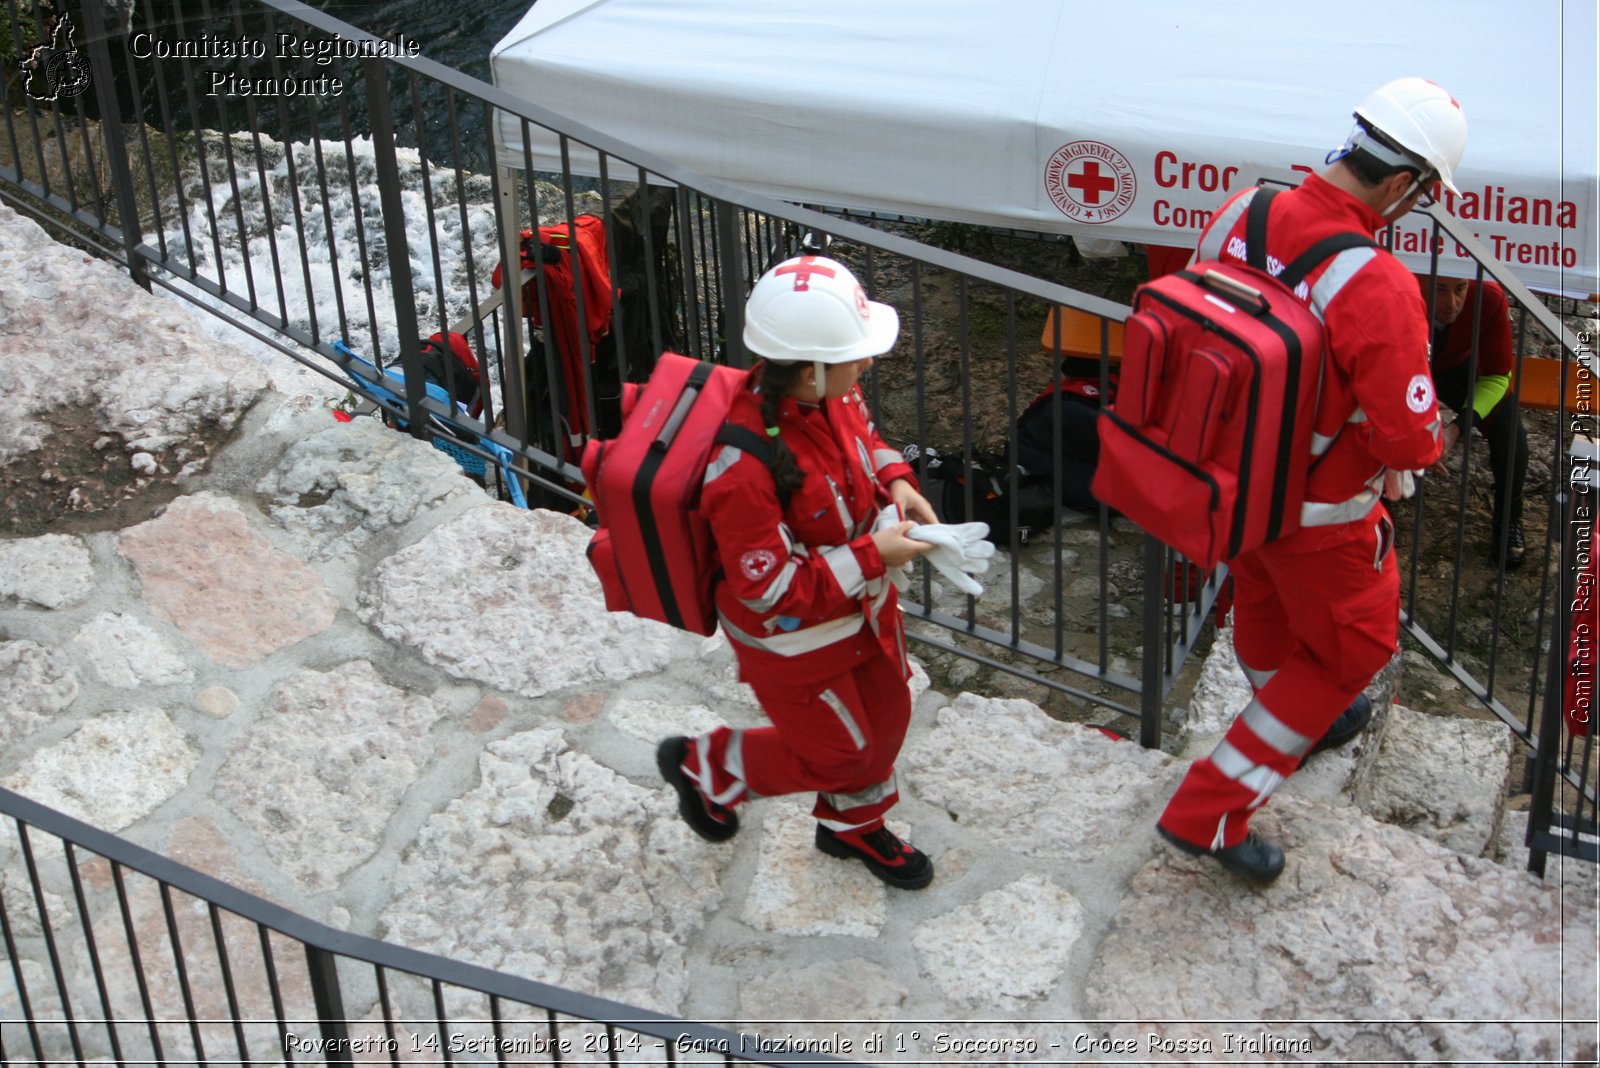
[742,255,900,365]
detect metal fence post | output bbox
[78,0,148,291]
[304,945,352,1066]
[363,57,427,439]
[714,199,745,365]
[1139,534,1167,749]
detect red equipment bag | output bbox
[581,352,771,636]
[1092,188,1374,569]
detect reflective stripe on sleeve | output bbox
[871,447,903,472]
[1307,246,1378,321]
[739,558,800,613]
[820,543,867,598]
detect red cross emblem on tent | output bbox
[1044,140,1137,224]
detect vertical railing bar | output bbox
[365,56,427,437]
[0,1,29,188]
[70,7,108,225]
[158,881,208,1064]
[193,0,256,308]
[705,197,726,361]
[110,861,165,1064]
[257,922,293,1065]
[1004,291,1023,639]
[605,1021,620,1068]
[636,167,665,362]
[303,64,347,345]
[523,132,566,462]
[17,821,86,1066]
[693,190,714,356]
[956,276,977,627]
[713,196,744,367]
[0,857,48,1065]
[1473,271,1511,694]
[335,60,382,362]
[447,87,493,426]
[170,0,228,296]
[64,842,126,1066]
[1139,533,1167,748]
[266,14,320,345]
[229,0,287,324]
[39,13,79,215]
[431,978,454,1066]
[410,71,464,408]
[675,184,703,359]
[547,1008,565,1067]
[483,111,529,447]
[79,0,145,286]
[13,0,53,203]
[140,0,195,275]
[206,902,253,1068]
[558,135,600,441]
[597,152,629,399]
[121,7,169,263]
[374,964,400,1068]
[303,945,351,1066]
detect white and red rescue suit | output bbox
[685,382,919,833]
[1159,175,1444,851]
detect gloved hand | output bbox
[873,504,912,593]
[1380,468,1420,500]
[907,522,995,597]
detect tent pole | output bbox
[496,166,531,447]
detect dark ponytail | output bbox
[751,360,807,509]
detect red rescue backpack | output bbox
[581,352,773,636]
[1092,188,1375,569]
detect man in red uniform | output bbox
[1155,78,1467,882]
[1418,275,1529,569]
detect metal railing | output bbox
[0,0,1205,739]
[0,0,1590,870]
[0,786,866,1067]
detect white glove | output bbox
[908,522,995,597]
[873,504,912,593]
[1380,468,1420,500]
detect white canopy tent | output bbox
[491,0,1597,296]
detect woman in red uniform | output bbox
[657,254,940,889]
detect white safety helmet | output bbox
[1350,77,1467,194]
[743,255,899,397]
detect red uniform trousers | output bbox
[1159,511,1399,849]
[685,643,910,832]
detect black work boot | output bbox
[1157,825,1285,884]
[656,737,739,842]
[1309,694,1373,755]
[1489,516,1526,572]
[815,824,934,890]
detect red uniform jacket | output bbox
[702,384,916,684]
[1198,175,1443,523]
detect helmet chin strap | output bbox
[814,359,828,400]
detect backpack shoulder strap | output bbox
[714,423,775,465]
[1279,233,1378,293]
[1243,186,1278,273]
[714,422,788,507]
